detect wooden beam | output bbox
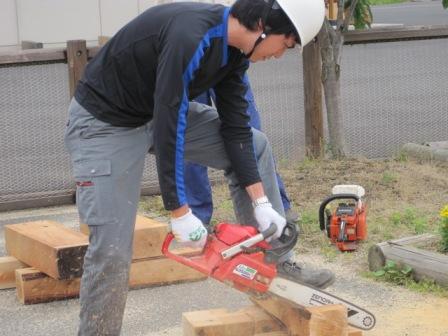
[80,215,171,260]
[5,221,88,280]
[183,306,284,336]
[344,25,448,44]
[252,296,348,336]
[303,40,323,158]
[129,256,206,289]
[67,40,88,98]
[368,239,448,286]
[15,268,81,304]
[0,256,27,289]
[0,48,66,64]
[15,254,205,304]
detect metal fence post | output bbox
[303,40,323,158]
[67,40,87,99]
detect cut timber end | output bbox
[5,221,88,279]
[15,268,80,304]
[0,256,28,289]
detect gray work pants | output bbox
[64,98,284,336]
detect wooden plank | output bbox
[252,296,348,336]
[0,48,66,64]
[344,25,448,44]
[67,40,88,98]
[15,268,81,304]
[348,327,363,336]
[0,256,27,289]
[368,241,448,286]
[5,221,88,280]
[303,40,323,158]
[183,306,284,336]
[129,256,206,289]
[80,215,170,259]
[15,254,206,304]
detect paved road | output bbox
[372,1,448,26]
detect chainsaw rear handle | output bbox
[264,220,299,263]
[319,193,360,231]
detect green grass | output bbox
[369,0,408,5]
[363,260,448,297]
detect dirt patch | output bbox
[141,158,448,336]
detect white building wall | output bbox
[0,0,19,46]
[0,0,234,48]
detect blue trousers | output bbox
[186,82,291,225]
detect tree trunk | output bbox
[318,22,347,158]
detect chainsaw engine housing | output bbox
[319,193,367,252]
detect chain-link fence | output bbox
[1,33,447,210]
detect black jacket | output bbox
[75,2,261,210]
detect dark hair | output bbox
[231,0,300,43]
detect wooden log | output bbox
[5,221,88,280]
[252,296,348,336]
[183,306,284,336]
[80,215,170,259]
[0,256,28,289]
[368,237,448,286]
[15,253,205,304]
[16,268,81,304]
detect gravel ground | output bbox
[1,204,448,335]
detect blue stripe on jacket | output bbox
[174,7,230,205]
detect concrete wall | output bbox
[0,0,234,48]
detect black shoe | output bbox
[277,260,335,289]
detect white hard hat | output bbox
[275,0,325,48]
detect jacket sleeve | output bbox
[213,58,262,188]
[153,16,207,210]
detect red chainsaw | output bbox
[163,220,375,330]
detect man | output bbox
[185,74,298,225]
[65,0,332,335]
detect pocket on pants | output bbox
[74,160,117,226]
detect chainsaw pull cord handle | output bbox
[318,194,360,231]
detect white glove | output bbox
[170,209,208,249]
[253,198,286,239]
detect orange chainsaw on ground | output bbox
[319,185,367,252]
[163,215,375,330]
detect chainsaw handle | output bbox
[319,193,360,231]
[161,233,209,274]
[261,222,278,240]
[264,221,299,263]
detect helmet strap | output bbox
[245,32,267,59]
